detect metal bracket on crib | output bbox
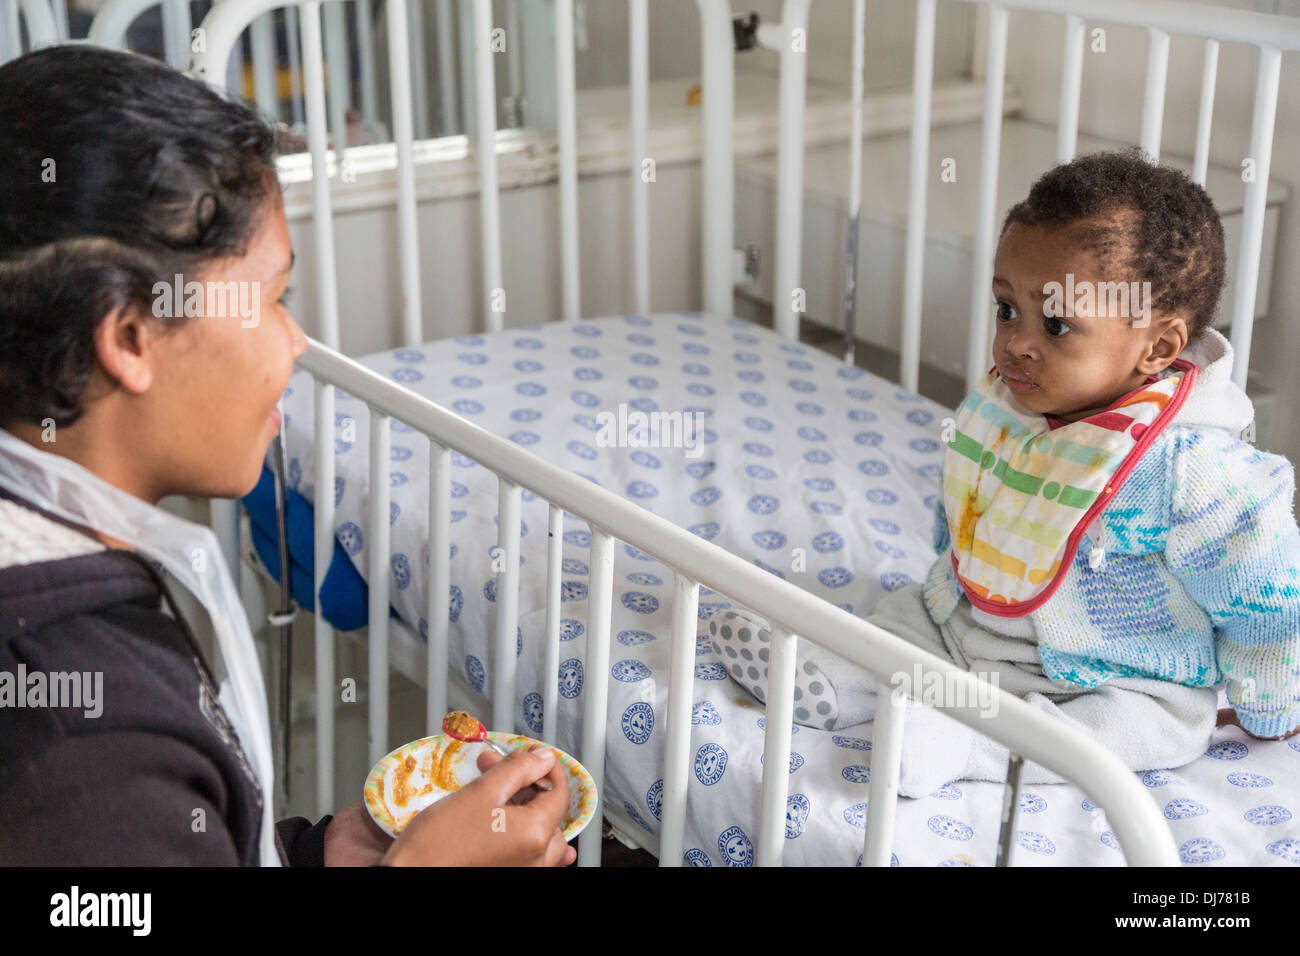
[995,753,1025,867]
[732,12,760,52]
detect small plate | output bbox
[364,731,598,841]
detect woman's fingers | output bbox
[541,826,573,867]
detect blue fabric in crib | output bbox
[243,466,372,631]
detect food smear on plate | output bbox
[384,739,472,830]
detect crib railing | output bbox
[295,336,1180,867]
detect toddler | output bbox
[711,150,1300,796]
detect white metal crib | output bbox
[82,0,1300,867]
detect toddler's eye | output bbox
[994,300,1017,322]
[1044,317,1070,338]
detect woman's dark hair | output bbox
[1002,148,1226,343]
[0,44,279,427]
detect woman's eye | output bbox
[995,300,1017,322]
[1044,316,1070,338]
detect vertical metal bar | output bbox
[434,0,457,135]
[474,0,505,333]
[408,0,431,140]
[658,573,699,866]
[899,0,936,395]
[773,0,813,341]
[426,442,451,732]
[756,626,798,866]
[1192,39,1220,187]
[313,379,336,815]
[695,0,734,319]
[995,753,1024,866]
[577,528,615,867]
[285,6,306,129]
[270,430,294,809]
[863,680,905,865]
[367,409,392,766]
[629,0,650,314]
[1056,13,1084,164]
[542,505,563,737]
[1,0,18,61]
[1139,27,1170,161]
[504,0,522,124]
[49,0,67,39]
[251,14,278,119]
[841,0,866,365]
[211,499,242,606]
[355,0,379,128]
[555,0,581,322]
[1230,45,1281,390]
[301,1,342,349]
[494,480,521,733]
[161,0,193,69]
[964,3,1008,394]
[323,1,351,156]
[387,0,424,347]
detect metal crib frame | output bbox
[86,0,1300,866]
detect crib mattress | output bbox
[274,312,1300,866]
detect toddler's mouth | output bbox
[999,364,1038,395]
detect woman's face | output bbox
[989,222,1179,423]
[144,195,307,499]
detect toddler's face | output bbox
[989,222,1185,423]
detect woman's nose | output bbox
[289,315,309,359]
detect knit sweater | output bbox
[924,328,1300,738]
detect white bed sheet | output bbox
[278,312,1300,866]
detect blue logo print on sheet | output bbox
[646,779,664,821]
[1179,838,1225,864]
[1015,832,1056,856]
[465,655,485,693]
[1267,839,1300,864]
[1227,772,1272,788]
[559,659,584,699]
[1163,798,1209,820]
[523,693,544,734]
[684,848,712,867]
[927,815,974,841]
[786,794,810,839]
[621,702,654,743]
[694,743,728,785]
[1243,805,1292,826]
[718,826,753,867]
[611,660,652,682]
[692,701,722,725]
[1205,741,1248,760]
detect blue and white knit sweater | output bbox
[924,328,1300,738]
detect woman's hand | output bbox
[381,745,576,866]
[324,800,396,866]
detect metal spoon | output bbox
[441,711,554,791]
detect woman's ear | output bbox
[92,302,155,395]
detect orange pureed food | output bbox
[443,710,482,738]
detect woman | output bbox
[0,44,574,866]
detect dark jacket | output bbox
[0,491,329,865]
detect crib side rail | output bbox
[295,337,1180,868]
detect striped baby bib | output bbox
[943,359,1196,617]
